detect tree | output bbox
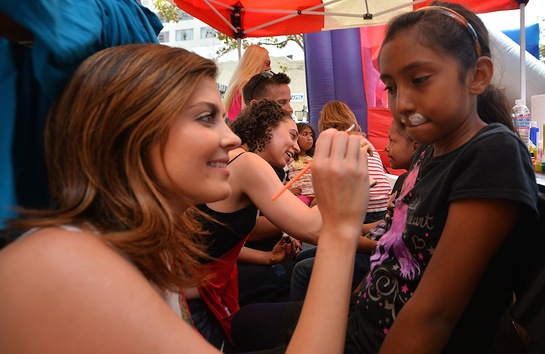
[214,32,303,58]
[153,0,181,23]
[152,0,303,59]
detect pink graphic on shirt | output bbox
[367,152,424,282]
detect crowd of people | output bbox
[0,1,542,354]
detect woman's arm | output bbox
[357,236,377,253]
[379,199,520,354]
[228,152,323,244]
[285,129,370,354]
[246,215,282,241]
[237,242,292,265]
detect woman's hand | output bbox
[289,186,302,196]
[312,128,370,240]
[269,237,294,264]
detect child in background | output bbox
[364,119,418,241]
[319,100,391,224]
[288,123,316,206]
[231,2,539,353]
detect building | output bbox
[141,0,308,120]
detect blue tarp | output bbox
[502,22,541,60]
[0,0,162,227]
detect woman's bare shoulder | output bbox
[0,226,114,268]
[0,227,217,353]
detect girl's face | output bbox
[150,77,241,210]
[385,123,416,170]
[258,117,300,168]
[297,126,314,154]
[379,28,479,150]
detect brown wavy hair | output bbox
[318,100,364,134]
[230,99,293,152]
[8,43,217,291]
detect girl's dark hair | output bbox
[382,1,516,133]
[295,122,316,158]
[230,99,293,152]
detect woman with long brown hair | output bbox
[0,43,370,354]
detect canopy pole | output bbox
[519,1,527,103]
[237,38,242,59]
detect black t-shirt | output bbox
[345,123,539,354]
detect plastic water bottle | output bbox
[512,99,531,147]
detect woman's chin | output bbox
[196,188,231,205]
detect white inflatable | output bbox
[489,27,545,110]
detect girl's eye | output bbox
[412,76,430,85]
[384,85,396,93]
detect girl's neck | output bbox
[433,119,486,156]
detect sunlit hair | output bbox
[230,99,293,152]
[381,1,515,133]
[8,43,217,291]
[318,100,364,134]
[295,122,316,158]
[224,45,270,112]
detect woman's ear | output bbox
[467,56,493,95]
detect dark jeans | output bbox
[187,299,235,353]
[237,260,294,306]
[289,209,386,301]
[232,301,302,353]
[290,250,371,301]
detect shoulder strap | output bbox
[228,151,246,165]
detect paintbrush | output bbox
[272,124,356,201]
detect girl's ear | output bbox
[467,56,493,95]
[411,141,419,151]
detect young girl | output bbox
[350,2,538,352]
[365,119,418,241]
[0,43,370,354]
[288,122,317,206]
[232,2,539,353]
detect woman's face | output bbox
[261,55,271,72]
[258,117,300,168]
[150,77,241,210]
[297,126,314,153]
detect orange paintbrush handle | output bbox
[271,124,356,201]
[271,162,312,201]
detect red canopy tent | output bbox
[172,0,531,172]
[172,0,522,39]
